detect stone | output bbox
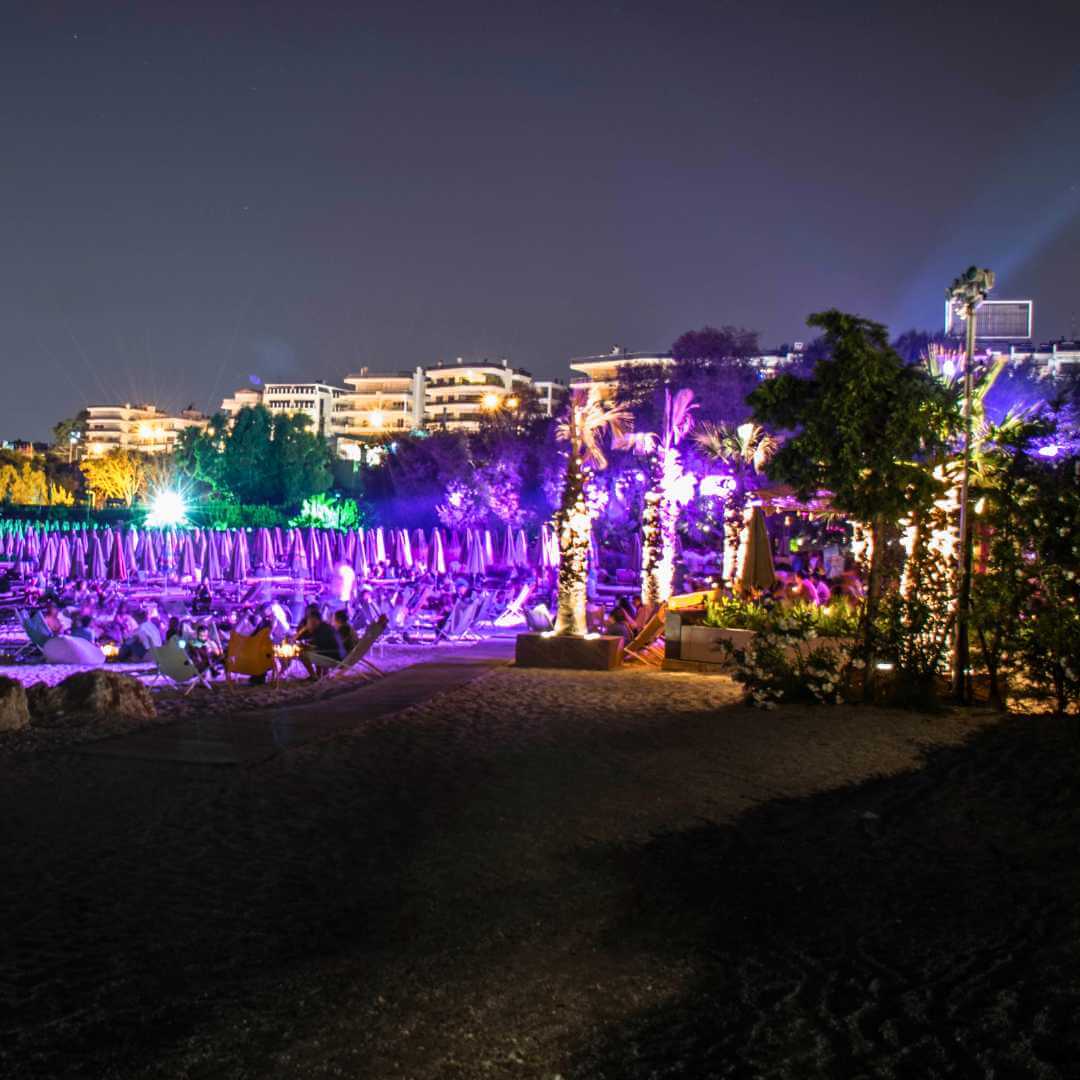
[0,676,30,732]
[30,671,155,728]
[515,633,623,671]
[26,682,57,723]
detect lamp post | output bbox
[947,265,995,703]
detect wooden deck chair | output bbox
[150,640,211,695]
[223,626,276,685]
[307,614,388,679]
[623,604,667,666]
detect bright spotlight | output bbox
[482,392,501,410]
[145,489,189,528]
[368,410,385,429]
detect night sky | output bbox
[4,1,1079,440]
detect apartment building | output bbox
[336,367,426,439]
[219,382,347,435]
[423,359,536,431]
[569,348,675,398]
[83,404,208,458]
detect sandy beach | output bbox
[0,662,1076,1079]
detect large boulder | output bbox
[0,676,30,732]
[29,671,155,729]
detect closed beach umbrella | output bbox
[139,534,159,576]
[229,529,250,582]
[179,535,197,579]
[70,536,87,581]
[352,532,369,578]
[513,528,528,568]
[55,537,72,580]
[499,526,514,568]
[106,534,128,581]
[253,527,273,570]
[430,530,446,575]
[411,528,429,568]
[739,507,777,594]
[89,533,106,580]
[202,534,222,581]
[466,531,486,576]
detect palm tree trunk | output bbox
[639,453,665,605]
[554,454,591,636]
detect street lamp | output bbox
[947,265,995,703]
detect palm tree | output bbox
[619,388,697,605]
[552,393,631,636]
[695,421,778,586]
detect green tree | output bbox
[222,405,276,504]
[749,310,957,677]
[271,412,332,506]
[173,413,228,496]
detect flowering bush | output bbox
[722,606,849,708]
[289,493,364,530]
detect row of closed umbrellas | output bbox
[1,523,565,583]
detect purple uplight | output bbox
[1037,444,1060,458]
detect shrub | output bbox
[289,493,364,530]
[722,606,850,708]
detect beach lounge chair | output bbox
[307,614,388,679]
[623,604,667,666]
[150,640,212,695]
[493,583,533,627]
[14,609,52,662]
[524,604,554,632]
[223,627,276,685]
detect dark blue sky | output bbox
[3,0,1079,439]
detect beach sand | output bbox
[0,664,1076,1078]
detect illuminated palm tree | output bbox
[619,388,697,605]
[695,421,778,585]
[553,393,631,636]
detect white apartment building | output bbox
[219,382,347,435]
[424,359,535,431]
[1001,341,1080,376]
[336,367,426,440]
[219,386,263,415]
[83,404,208,458]
[569,348,675,398]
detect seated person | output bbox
[186,623,221,676]
[41,603,68,636]
[70,615,96,643]
[296,604,343,679]
[605,606,635,644]
[333,610,359,656]
[191,581,214,615]
[117,608,163,661]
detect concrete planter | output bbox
[515,633,624,671]
[663,609,750,673]
[663,609,852,674]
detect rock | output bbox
[0,676,30,732]
[30,671,156,729]
[26,682,57,723]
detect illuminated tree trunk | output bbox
[554,453,592,636]
[639,453,665,606]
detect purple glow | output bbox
[1037,444,1060,458]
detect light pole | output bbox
[947,265,995,703]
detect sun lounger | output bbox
[307,614,388,679]
[623,604,667,666]
[223,627,276,685]
[150,640,212,695]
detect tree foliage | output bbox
[173,406,332,507]
[749,310,958,674]
[80,450,147,506]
